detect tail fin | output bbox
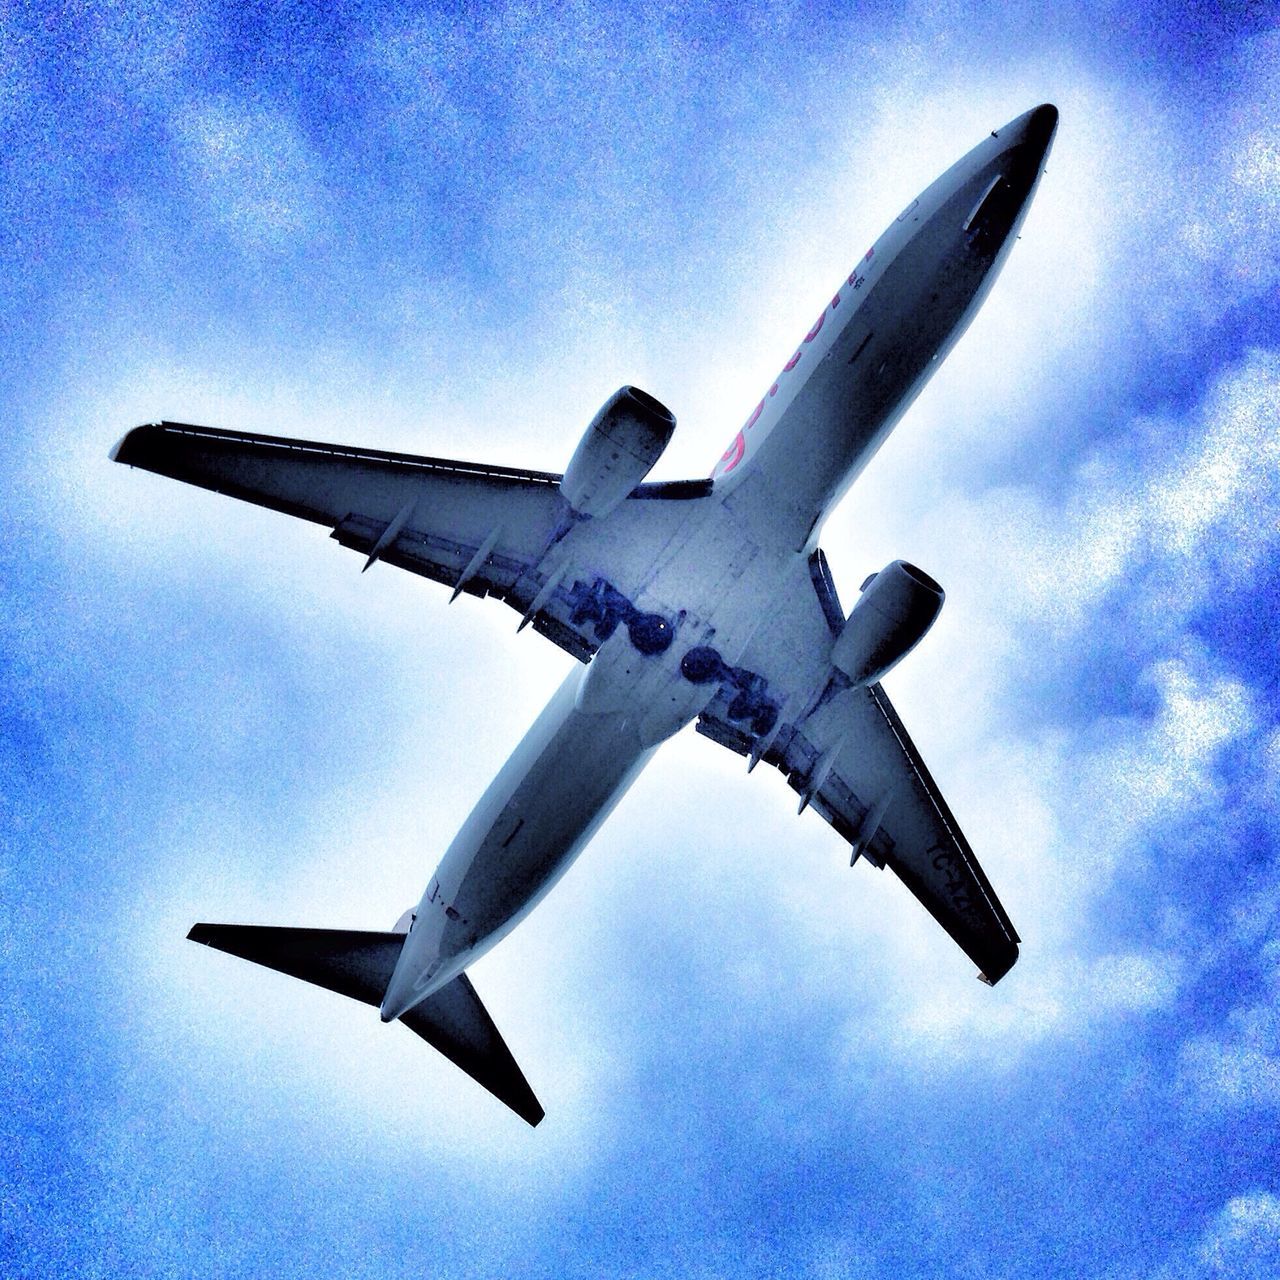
[188,924,544,1126]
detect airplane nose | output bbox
[964,105,1057,257]
[1005,102,1057,162]
[1023,102,1058,153]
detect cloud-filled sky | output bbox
[4,2,1279,1276]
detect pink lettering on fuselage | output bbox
[847,247,874,286]
[718,431,746,473]
[713,243,877,477]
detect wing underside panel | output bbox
[698,685,1019,983]
[112,421,708,663]
[696,551,1019,984]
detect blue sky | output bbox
[4,2,1280,1277]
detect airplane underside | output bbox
[114,104,1057,1125]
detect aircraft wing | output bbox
[112,421,710,663]
[695,552,1020,984]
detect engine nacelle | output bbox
[561,386,676,519]
[831,560,944,688]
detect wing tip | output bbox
[977,944,1019,986]
[108,429,138,464]
[110,423,163,466]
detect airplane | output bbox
[112,104,1058,1126]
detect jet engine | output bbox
[560,386,676,519]
[830,560,944,688]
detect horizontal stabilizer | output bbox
[188,923,406,1004]
[188,924,544,1125]
[400,976,544,1127]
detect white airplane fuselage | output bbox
[379,104,1057,1022]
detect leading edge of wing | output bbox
[110,421,564,526]
[111,421,711,520]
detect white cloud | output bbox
[1174,32,1280,321]
[1083,661,1253,837]
[1264,728,1280,789]
[903,348,1280,645]
[1154,1192,1280,1280]
[1178,938,1280,1111]
[1179,1037,1280,1110]
[871,947,1184,1068]
[1198,1194,1280,1276]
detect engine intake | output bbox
[831,560,944,688]
[561,386,676,519]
